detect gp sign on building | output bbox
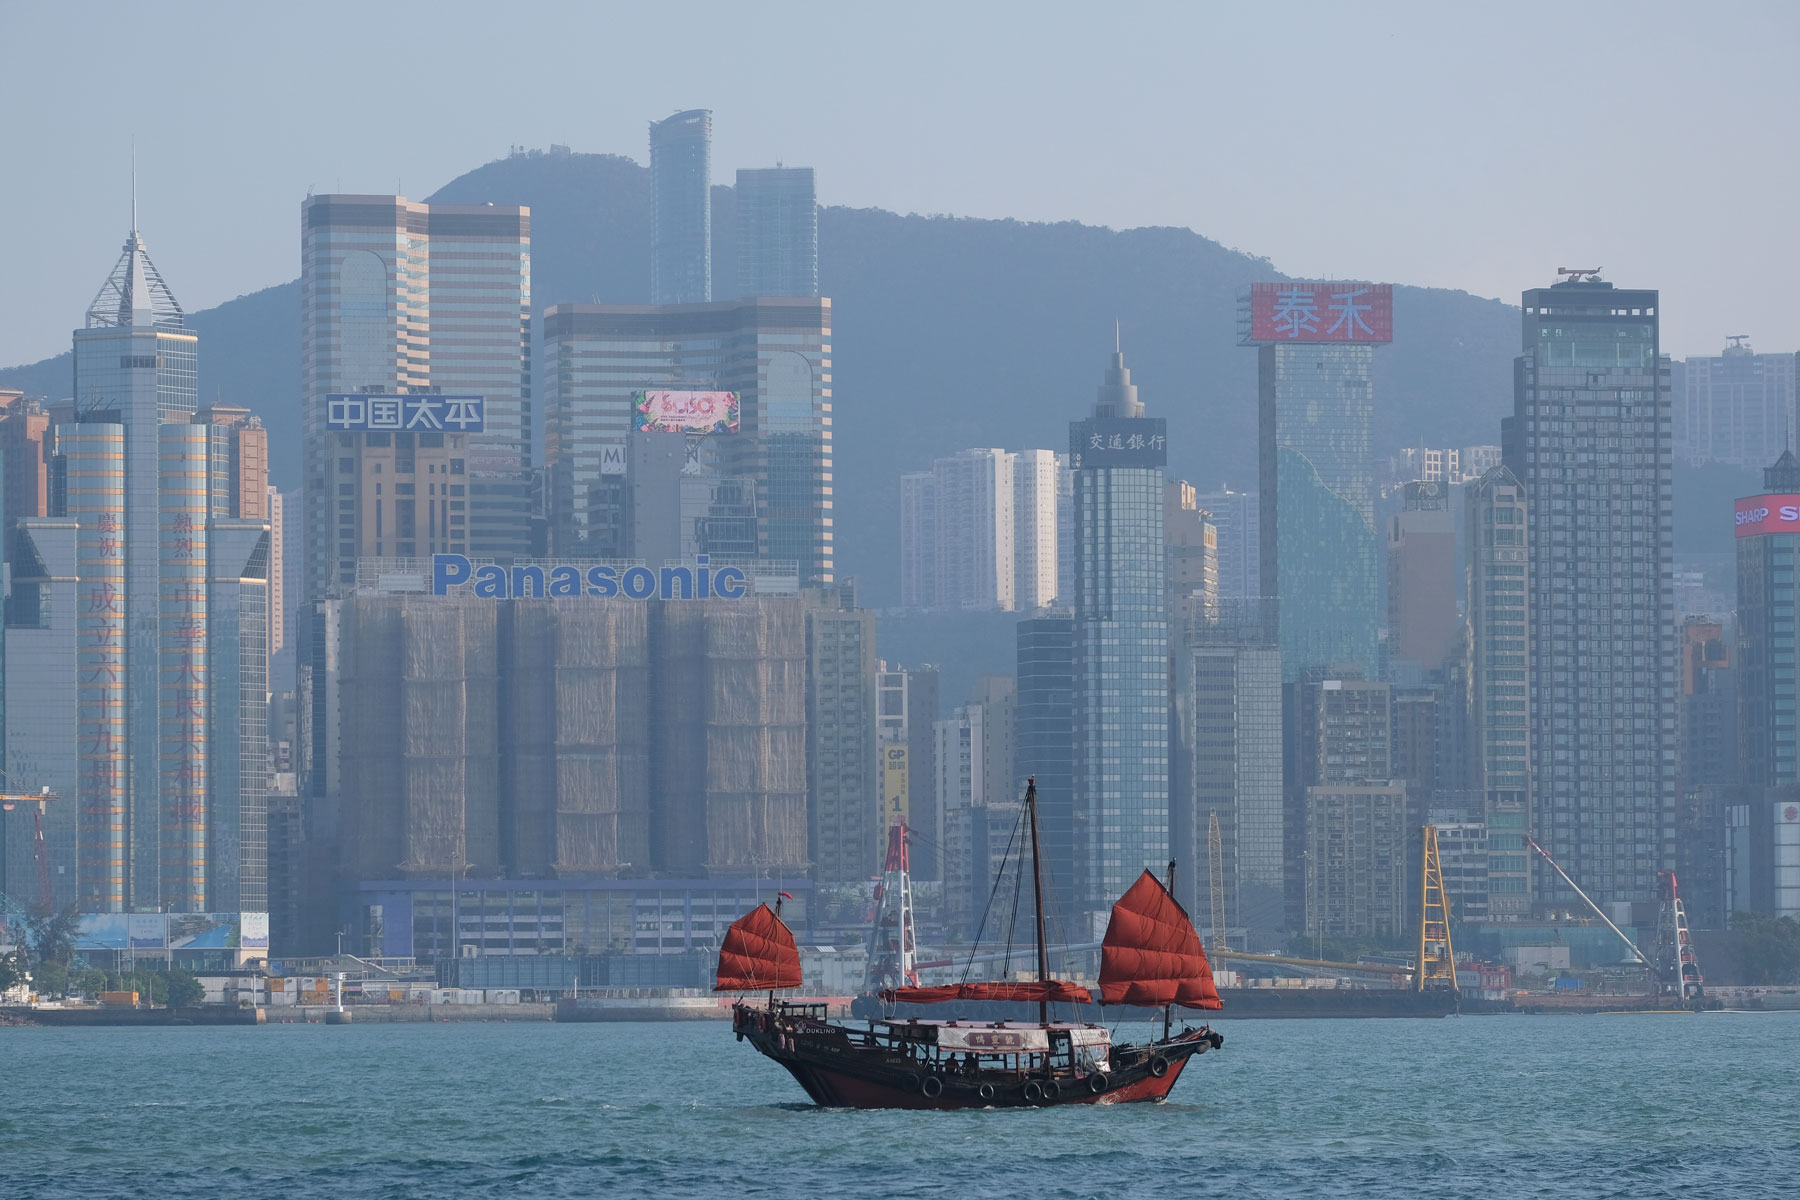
[1734,495,1800,537]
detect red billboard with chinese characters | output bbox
[1248,281,1393,343]
[1735,494,1800,537]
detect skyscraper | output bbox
[899,448,1062,612]
[1673,339,1797,468]
[1016,612,1075,924]
[1070,343,1167,921]
[1735,452,1800,791]
[1013,449,1061,610]
[1509,273,1674,908]
[651,110,712,306]
[806,597,878,884]
[1387,479,1458,674]
[300,195,533,600]
[736,167,818,299]
[54,221,270,912]
[1464,465,1532,914]
[1192,486,1258,601]
[1248,281,1390,681]
[543,298,834,584]
[1171,608,1282,941]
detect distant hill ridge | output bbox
[0,149,1520,603]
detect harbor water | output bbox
[3,1011,1797,1198]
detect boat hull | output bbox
[733,1004,1217,1110]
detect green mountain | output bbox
[2,149,1523,603]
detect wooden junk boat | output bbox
[717,778,1225,1109]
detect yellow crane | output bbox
[1415,825,1458,993]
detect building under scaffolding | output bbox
[332,589,808,887]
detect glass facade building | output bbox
[1069,349,1168,922]
[1509,277,1674,908]
[1737,452,1800,790]
[1257,342,1380,681]
[1016,612,1075,927]
[57,226,270,912]
[300,195,532,599]
[736,167,818,299]
[650,110,712,306]
[543,299,834,585]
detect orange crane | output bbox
[0,788,56,911]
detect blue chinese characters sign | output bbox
[326,393,486,433]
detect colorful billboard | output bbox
[1248,282,1393,343]
[325,393,486,433]
[883,745,909,825]
[1735,494,1800,537]
[635,390,740,434]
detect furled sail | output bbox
[715,903,803,991]
[1097,870,1223,1009]
[878,980,1095,1005]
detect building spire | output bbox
[85,160,185,331]
[1094,329,1143,419]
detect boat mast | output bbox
[1024,777,1050,1025]
[1163,859,1177,1042]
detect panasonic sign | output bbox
[432,554,747,600]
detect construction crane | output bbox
[1525,834,1648,969]
[1415,825,1458,993]
[1655,870,1704,1001]
[0,787,56,912]
[1557,267,1603,283]
[1206,811,1227,956]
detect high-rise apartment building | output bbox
[900,448,1063,612]
[932,449,1013,611]
[806,599,878,884]
[650,110,712,306]
[300,195,532,600]
[544,298,833,584]
[1387,479,1458,674]
[1297,676,1405,938]
[1192,487,1258,601]
[0,389,49,532]
[1070,345,1167,921]
[46,223,270,912]
[1674,339,1797,468]
[1509,274,1674,908]
[1248,282,1389,682]
[969,674,1018,812]
[1172,610,1282,941]
[1013,449,1060,610]
[1464,465,1532,915]
[736,167,817,299]
[1164,481,1219,634]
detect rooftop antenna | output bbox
[1114,318,1121,354]
[131,139,138,233]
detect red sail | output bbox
[1098,870,1223,1009]
[714,903,803,991]
[878,981,1095,1005]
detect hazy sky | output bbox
[2,0,1795,367]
